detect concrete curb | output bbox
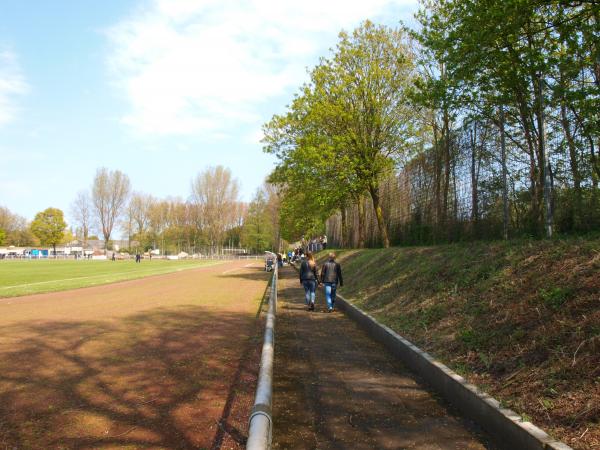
[334,295,572,450]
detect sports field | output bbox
[0,259,224,298]
[0,260,270,449]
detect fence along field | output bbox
[0,259,270,449]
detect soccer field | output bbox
[0,260,269,449]
[0,259,223,297]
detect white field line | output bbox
[0,262,223,290]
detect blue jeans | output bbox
[302,280,316,305]
[324,283,337,310]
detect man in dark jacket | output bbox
[299,252,319,311]
[320,252,343,312]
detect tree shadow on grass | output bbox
[0,305,261,449]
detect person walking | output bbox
[320,252,343,312]
[299,251,319,311]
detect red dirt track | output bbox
[0,260,270,450]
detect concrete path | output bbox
[273,266,497,450]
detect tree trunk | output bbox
[534,73,552,238]
[368,183,390,248]
[514,93,541,235]
[470,127,479,237]
[442,108,451,235]
[433,124,443,238]
[357,196,366,249]
[505,39,543,235]
[590,137,600,187]
[500,107,509,240]
[340,206,348,248]
[560,98,582,228]
[452,158,458,235]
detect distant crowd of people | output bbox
[304,235,328,253]
[287,235,328,263]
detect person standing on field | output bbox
[320,252,343,312]
[299,251,319,311]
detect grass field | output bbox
[0,259,223,298]
[0,260,270,449]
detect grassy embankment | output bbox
[0,259,223,298]
[325,238,599,450]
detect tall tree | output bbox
[124,192,155,249]
[264,21,416,247]
[264,106,358,245]
[70,190,92,248]
[190,166,240,249]
[30,208,67,256]
[415,0,599,234]
[265,92,331,239]
[91,168,131,252]
[242,188,274,253]
[128,192,154,236]
[306,21,416,247]
[0,206,36,246]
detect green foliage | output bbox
[241,188,277,253]
[0,206,37,246]
[418,303,447,328]
[0,228,5,245]
[30,208,67,252]
[264,21,417,247]
[458,328,488,350]
[413,0,600,235]
[539,286,574,310]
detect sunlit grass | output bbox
[0,259,222,297]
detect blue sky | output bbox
[0,0,418,228]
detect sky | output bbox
[0,0,419,228]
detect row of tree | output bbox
[72,166,281,254]
[264,1,599,247]
[1,167,281,255]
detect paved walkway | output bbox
[272,266,497,449]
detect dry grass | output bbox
[326,237,600,450]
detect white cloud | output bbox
[0,49,28,126]
[107,0,417,137]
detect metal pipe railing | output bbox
[247,265,277,449]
